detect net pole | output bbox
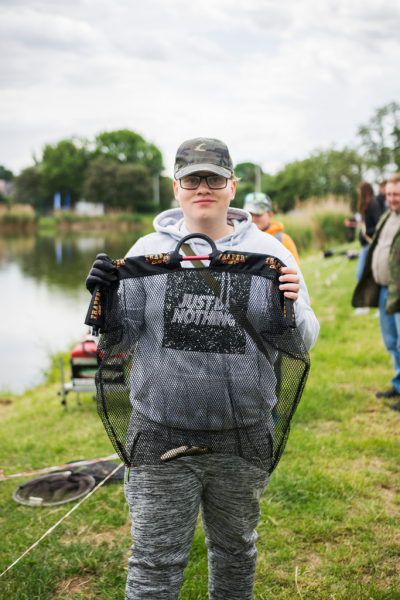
[0,453,120,481]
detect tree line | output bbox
[5,130,173,213]
[232,101,400,212]
[1,102,399,214]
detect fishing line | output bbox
[0,462,124,579]
[301,255,347,277]
[0,453,119,481]
[306,256,352,291]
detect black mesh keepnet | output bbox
[88,236,310,473]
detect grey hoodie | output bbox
[126,207,319,352]
[114,208,319,430]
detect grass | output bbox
[1,255,400,598]
[50,211,157,233]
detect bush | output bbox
[136,201,160,214]
[314,211,348,244]
[54,212,90,223]
[0,204,38,231]
[115,212,149,223]
[280,218,314,253]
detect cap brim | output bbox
[175,163,232,179]
[244,202,268,215]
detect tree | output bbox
[41,139,88,201]
[357,102,400,176]
[13,166,49,211]
[83,157,153,210]
[0,165,13,181]
[159,176,173,211]
[267,147,364,212]
[116,163,153,210]
[94,129,164,175]
[267,159,316,212]
[235,162,260,184]
[311,147,364,209]
[83,157,119,208]
[230,162,263,208]
[0,165,14,207]
[231,181,255,209]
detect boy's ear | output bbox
[230,179,237,200]
[173,180,180,201]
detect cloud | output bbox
[0,0,399,175]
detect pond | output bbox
[0,230,147,394]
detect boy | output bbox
[243,192,300,264]
[86,137,319,599]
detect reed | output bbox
[0,204,38,232]
[278,197,351,253]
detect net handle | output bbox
[84,284,104,336]
[173,233,217,257]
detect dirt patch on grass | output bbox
[318,315,336,322]
[55,575,93,598]
[374,485,400,517]
[348,410,400,440]
[0,398,12,405]
[0,398,13,415]
[82,523,131,547]
[306,553,324,569]
[337,382,354,392]
[312,420,341,434]
[350,456,389,473]
[61,523,131,548]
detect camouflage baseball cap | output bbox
[174,138,234,179]
[244,193,272,215]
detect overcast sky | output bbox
[1,0,399,176]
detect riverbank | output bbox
[1,199,351,253]
[0,204,38,233]
[0,206,157,235]
[42,211,156,233]
[1,256,399,599]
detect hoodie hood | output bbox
[153,207,254,253]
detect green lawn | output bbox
[1,254,399,599]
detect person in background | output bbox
[376,180,388,213]
[352,173,400,410]
[244,193,300,264]
[356,182,385,281]
[344,211,361,243]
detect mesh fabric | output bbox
[91,245,310,472]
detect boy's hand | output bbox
[279,267,300,302]
[86,253,118,294]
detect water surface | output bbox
[0,231,146,394]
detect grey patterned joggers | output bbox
[124,454,270,600]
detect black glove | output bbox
[86,253,118,294]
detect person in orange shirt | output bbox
[244,193,300,264]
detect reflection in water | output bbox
[0,230,146,393]
[56,240,62,264]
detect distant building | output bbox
[0,179,13,196]
[75,201,104,216]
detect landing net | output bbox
[85,236,310,472]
